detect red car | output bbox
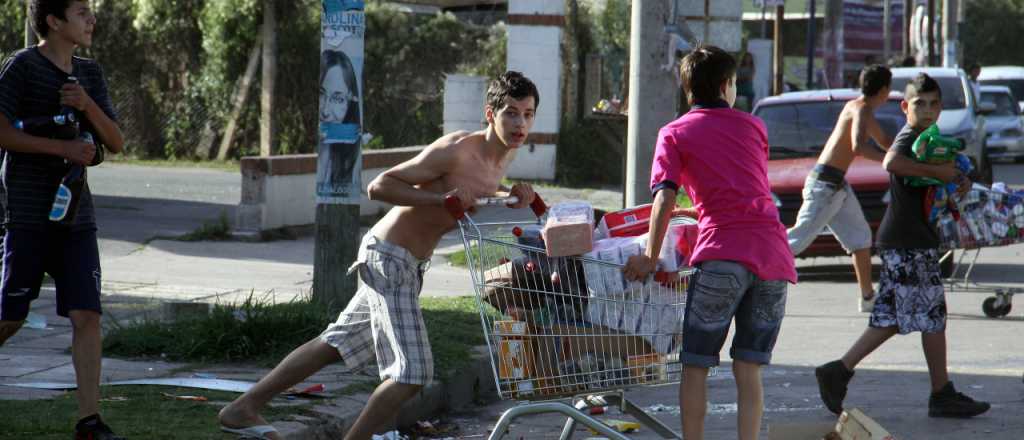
[755,89,906,257]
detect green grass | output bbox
[104,294,491,379]
[106,157,240,173]
[0,385,305,439]
[176,213,233,242]
[446,241,516,268]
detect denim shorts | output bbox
[681,260,787,367]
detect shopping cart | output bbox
[937,184,1024,317]
[446,194,694,440]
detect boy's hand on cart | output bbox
[507,183,535,209]
[623,254,657,282]
[442,188,477,219]
[62,139,96,165]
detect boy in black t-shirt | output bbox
[0,1,124,439]
[814,73,990,419]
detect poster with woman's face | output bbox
[317,0,364,204]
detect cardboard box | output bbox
[834,408,896,440]
[497,339,534,380]
[598,204,653,238]
[493,320,528,338]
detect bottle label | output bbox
[49,184,73,222]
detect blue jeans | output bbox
[681,260,787,367]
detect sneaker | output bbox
[815,360,854,415]
[928,381,991,418]
[858,292,876,313]
[74,414,125,440]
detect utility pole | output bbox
[807,0,817,89]
[624,0,675,207]
[903,0,913,58]
[927,0,936,66]
[942,0,958,67]
[773,4,785,95]
[314,0,364,310]
[260,0,278,157]
[25,0,37,46]
[883,0,891,62]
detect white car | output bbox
[979,85,1024,162]
[889,67,993,183]
[978,65,1024,112]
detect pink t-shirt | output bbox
[650,105,797,284]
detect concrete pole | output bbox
[903,0,913,58]
[807,0,817,89]
[624,0,676,207]
[260,0,277,157]
[927,0,936,66]
[773,5,785,95]
[942,0,958,67]
[883,0,891,62]
[25,0,37,46]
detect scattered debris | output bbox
[284,383,325,396]
[371,431,408,440]
[410,419,460,437]
[161,392,207,402]
[707,403,738,415]
[24,312,47,330]
[591,420,640,434]
[644,404,680,415]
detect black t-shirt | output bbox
[0,47,118,230]
[875,124,940,249]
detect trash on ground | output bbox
[371,431,408,440]
[644,404,680,414]
[161,392,208,401]
[99,396,128,402]
[834,408,896,440]
[24,312,47,329]
[6,377,254,393]
[591,419,640,434]
[410,418,459,437]
[284,383,325,396]
[707,402,738,414]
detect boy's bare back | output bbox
[817,97,892,170]
[369,130,515,259]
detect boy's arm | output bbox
[367,139,463,207]
[882,147,960,182]
[0,114,96,165]
[623,188,676,281]
[61,69,124,153]
[851,106,889,161]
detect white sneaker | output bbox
[859,294,876,313]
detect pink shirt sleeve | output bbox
[649,127,684,196]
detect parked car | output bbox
[979,85,1024,162]
[978,65,1024,112]
[889,67,993,184]
[755,89,904,257]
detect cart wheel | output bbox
[999,303,1013,317]
[982,297,1001,318]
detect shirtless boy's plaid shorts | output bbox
[320,234,433,385]
[870,249,947,334]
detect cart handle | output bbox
[444,193,547,220]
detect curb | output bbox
[279,347,497,439]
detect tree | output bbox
[962,0,1024,66]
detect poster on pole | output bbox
[317,0,364,204]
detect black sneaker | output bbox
[928,381,991,418]
[74,414,125,440]
[815,360,854,415]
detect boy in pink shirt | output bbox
[624,46,796,440]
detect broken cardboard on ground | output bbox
[768,408,895,440]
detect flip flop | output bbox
[220,424,279,439]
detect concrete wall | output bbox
[443,74,487,134]
[235,147,425,234]
[505,0,565,181]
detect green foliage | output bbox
[0,0,25,58]
[962,0,1024,67]
[590,0,631,97]
[363,4,501,149]
[556,117,623,187]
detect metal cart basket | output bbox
[448,195,694,440]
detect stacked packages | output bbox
[936,183,1024,249]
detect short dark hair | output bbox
[859,65,892,97]
[904,73,942,100]
[680,45,737,105]
[486,71,539,113]
[29,0,75,38]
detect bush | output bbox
[556,117,624,187]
